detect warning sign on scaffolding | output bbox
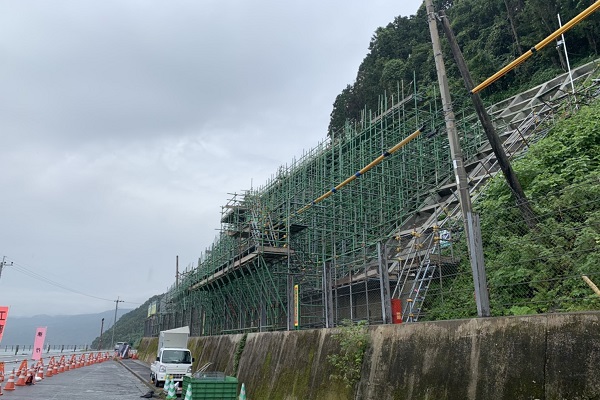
[440,230,451,249]
[294,284,299,328]
[147,301,157,317]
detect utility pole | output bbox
[438,10,536,229]
[111,297,124,350]
[176,255,179,288]
[424,0,490,317]
[0,256,13,281]
[98,318,105,350]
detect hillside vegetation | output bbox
[425,97,600,319]
[91,295,160,349]
[329,0,600,136]
[481,98,600,314]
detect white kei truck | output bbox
[150,326,194,389]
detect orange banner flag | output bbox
[0,306,9,344]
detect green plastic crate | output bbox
[182,375,238,400]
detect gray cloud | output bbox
[0,0,422,318]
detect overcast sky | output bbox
[0,0,422,318]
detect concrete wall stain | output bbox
[139,312,600,399]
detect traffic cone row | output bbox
[0,352,110,394]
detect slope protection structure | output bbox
[145,59,600,337]
[392,60,600,322]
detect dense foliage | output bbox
[426,98,600,319]
[328,0,600,137]
[481,99,600,314]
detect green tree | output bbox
[327,0,600,137]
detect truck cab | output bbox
[151,347,193,387]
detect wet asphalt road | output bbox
[0,358,157,399]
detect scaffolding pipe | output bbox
[471,0,600,94]
[296,126,424,214]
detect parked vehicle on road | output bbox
[150,326,193,389]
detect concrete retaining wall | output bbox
[138,312,600,399]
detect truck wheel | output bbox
[155,379,162,388]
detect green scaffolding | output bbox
[139,60,600,337]
[154,83,488,335]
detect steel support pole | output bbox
[467,213,491,317]
[424,0,490,317]
[377,242,392,324]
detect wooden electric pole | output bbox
[111,297,124,350]
[0,256,13,281]
[425,0,490,317]
[438,10,536,229]
[98,318,105,350]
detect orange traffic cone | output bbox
[36,366,44,380]
[4,370,15,391]
[46,363,53,378]
[15,368,26,386]
[24,368,34,386]
[53,362,58,375]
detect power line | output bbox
[0,255,142,305]
[111,297,125,350]
[0,256,13,280]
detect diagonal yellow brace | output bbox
[471,0,600,94]
[295,127,423,215]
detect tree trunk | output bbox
[587,31,598,54]
[504,0,523,56]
